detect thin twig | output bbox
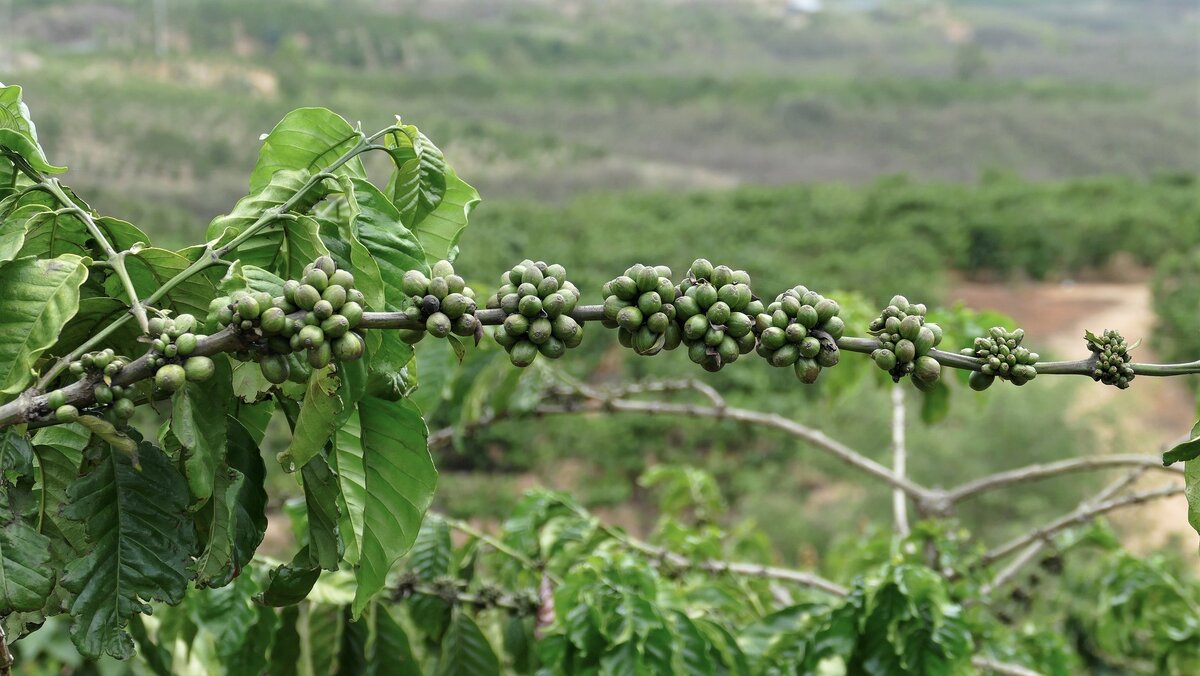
[977,483,1184,568]
[980,467,1148,596]
[891,384,910,536]
[944,455,1183,505]
[41,179,150,335]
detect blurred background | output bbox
[3,0,1198,612]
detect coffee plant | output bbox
[0,82,1198,674]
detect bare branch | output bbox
[977,483,1184,568]
[944,455,1182,505]
[981,467,1149,596]
[891,384,910,536]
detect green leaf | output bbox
[18,209,90,260]
[411,169,479,265]
[288,366,345,471]
[32,422,88,555]
[384,125,447,230]
[0,201,45,264]
[250,107,366,194]
[345,177,428,306]
[437,610,501,676]
[920,381,951,425]
[227,604,280,676]
[53,296,143,360]
[331,411,367,566]
[111,246,216,319]
[0,427,33,482]
[61,441,196,659]
[304,601,345,676]
[172,354,232,503]
[1185,460,1200,552]
[1163,421,1200,465]
[366,602,423,675]
[193,464,246,587]
[0,84,66,174]
[352,397,436,616]
[256,547,321,607]
[205,169,332,277]
[301,454,344,570]
[193,416,267,588]
[0,516,54,612]
[270,606,303,674]
[0,253,88,397]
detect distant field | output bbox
[3,0,1195,248]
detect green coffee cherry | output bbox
[308,342,333,369]
[94,384,113,405]
[47,390,67,409]
[155,364,187,392]
[333,332,366,361]
[112,398,135,420]
[184,356,215,382]
[55,405,80,423]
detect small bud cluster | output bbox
[753,285,844,384]
[601,264,681,356]
[1086,329,1134,389]
[206,255,367,386]
[674,259,759,373]
[868,295,945,390]
[487,260,584,366]
[400,260,480,345]
[961,327,1038,390]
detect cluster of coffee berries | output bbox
[51,349,142,423]
[674,259,760,373]
[754,285,844,383]
[143,315,216,394]
[601,264,680,356]
[204,256,367,385]
[1085,329,1134,389]
[400,260,480,345]
[487,260,583,366]
[961,327,1038,390]
[868,295,944,390]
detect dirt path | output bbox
[949,281,1196,554]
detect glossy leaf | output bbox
[257,548,321,607]
[367,602,423,675]
[1186,460,1199,550]
[206,169,332,277]
[61,442,195,659]
[172,354,232,503]
[437,610,501,676]
[331,411,367,566]
[411,169,479,265]
[301,454,344,570]
[0,84,66,173]
[0,516,54,612]
[383,125,447,230]
[352,396,436,616]
[1163,421,1200,465]
[288,366,345,471]
[250,107,365,193]
[0,253,88,396]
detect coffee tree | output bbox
[0,82,1197,674]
